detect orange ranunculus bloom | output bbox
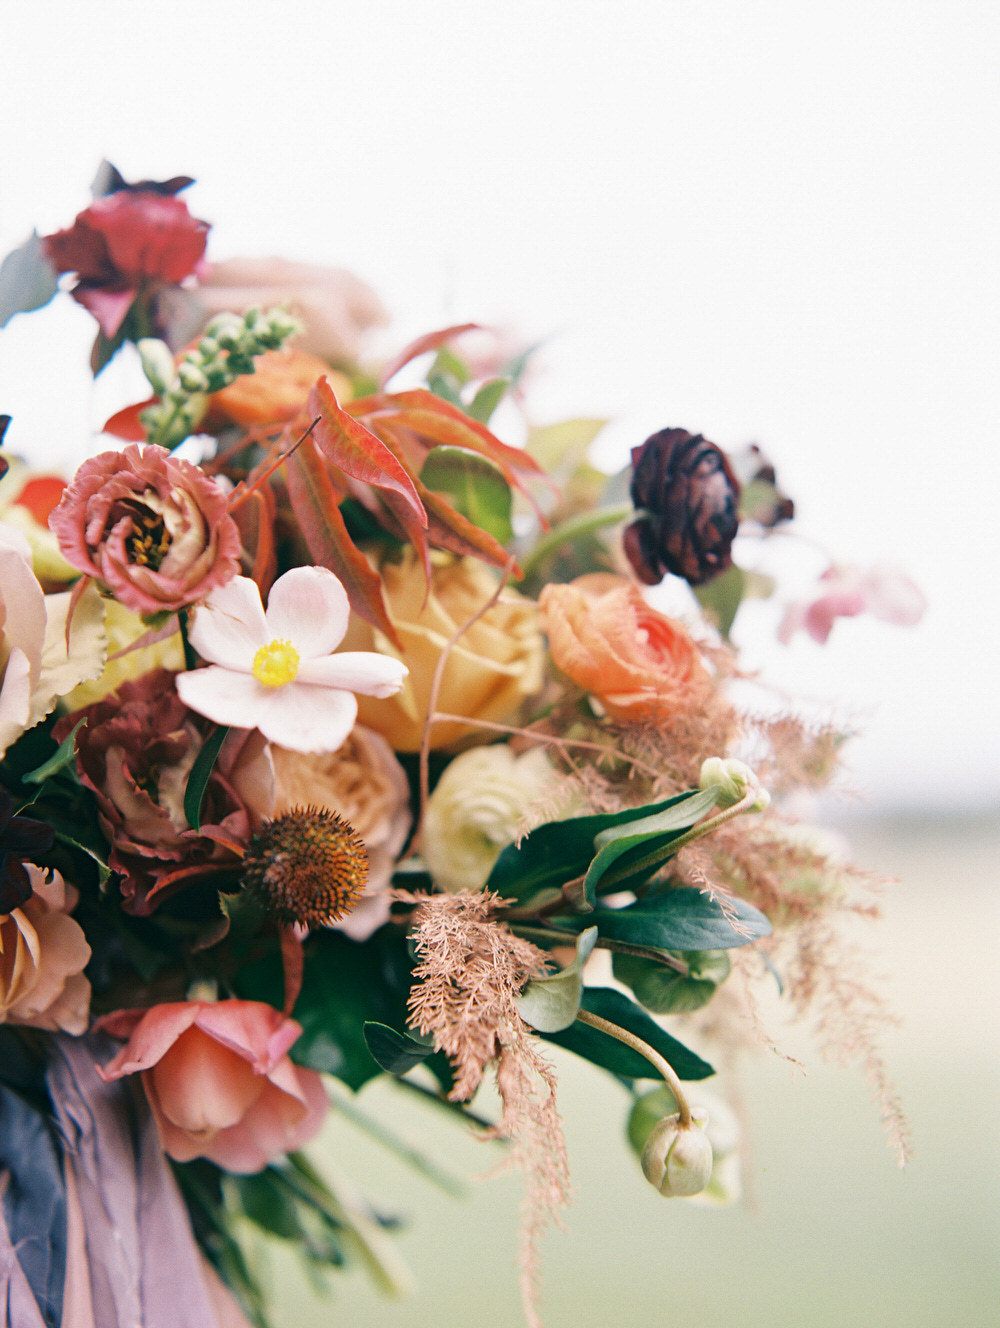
[538,574,708,722]
[207,349,352,428]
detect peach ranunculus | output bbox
[271,725,411,938]
[207,349,353,429]
[0,864,92,1034]
[195,257,388,363]
[340,549,545,752]
[97,1000,327,1173]
[538,574,708,722]
[49,443,241,615]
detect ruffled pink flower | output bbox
[96,1000,327,1172]
[49,444,241,615]
[44,191,209,338]
[778,564,926,645]
[176,567,407,754]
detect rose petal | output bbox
[97,1003,201,1079]
[187,577,268,668]
[256,683,358,754]
[263,566,350,658]
[297,651,408,697]
[151,1029,265,1135]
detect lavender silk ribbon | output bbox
[45,1033,236,1328]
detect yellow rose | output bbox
[64,598,185,710]
[340,550,544,752]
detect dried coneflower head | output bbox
[241,806,368,927]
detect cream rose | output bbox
[0,864,92,1034]
[422,744,556,892]
[271,726,411,938]
[340,550,545,752]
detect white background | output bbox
[0,0,996,811]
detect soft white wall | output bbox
[0,0,996,810]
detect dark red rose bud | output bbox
[0,786,55,913]
[625,428,741,586]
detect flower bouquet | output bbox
[0,164,922,1328]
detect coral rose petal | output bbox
[256,684,358,754]
[205,1070,327,1174]
[297,651,408,697]
[263,566,350,658]
[175,666,270,729]
[192,999,299,1072]
[187,575,269,666]
[151,1029,265,1134]
[97,1002,201,1079]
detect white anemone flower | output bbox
[176,567,407,754]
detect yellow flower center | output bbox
[252,639,300,688]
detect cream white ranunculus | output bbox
[422,745,556,893]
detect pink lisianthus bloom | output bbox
[778,564,926,645]
[0,865,92,1034]
[49,443,241,615]
[96,999,327,1172]
[176,567,408,754]
[43,190,209,338]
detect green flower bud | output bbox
[178,362,209,393]
[699,757,770,811]
[137,338,177,395]
[640,1110,713,1197]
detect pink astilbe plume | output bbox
[401,890,572,1327]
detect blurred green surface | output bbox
[260,815,999,1327]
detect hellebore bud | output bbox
[137,338,177,395]
[641,1109,714,1197]
[624,427,741,587]
[699,757,770,811]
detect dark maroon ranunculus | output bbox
[624,427,741,587]
[43,191,209,338]
[54,671,273,915]
[0,786,55,913]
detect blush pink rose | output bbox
[97,1000,327,1172]
[0,864,91,1034]
[49,443,241,615]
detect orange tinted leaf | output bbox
[285,437,400,646]
[232,477,277,594]
[419,483,521,575]
[390,388,545,477]
[309,375,427,528]
[103,398,155,440]
[379,322,480,387]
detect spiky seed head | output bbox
[241,806,368,927]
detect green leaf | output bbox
[540,987,713,1081]
[21,719,86,785]
[184,724,229,831]
[466,377,509,424]
[694,564,747,640]
[563,888,771,952]
[516,927,598,1033]
[236,1171,307,1241]
[487,788,716,906]
[526,417,608,473]
[583,787,720,900]
[363,1022,434,1075]
[613,949,731,1014]
[420,445,514,544]
[0,232,58,329]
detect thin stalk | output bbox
[509,922,689,975]
[575,1008,693,1126]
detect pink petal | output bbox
[72,285,136,338]
[297,651,408,697]
[205,1068,327,1174]
[150,1029,265,1134]
[192,1000,299,1072]
[861,567,926,626]
[187,576,268,667]
[803,591,866,643]
[256,683,358,753]
[264,566,350,658]
[175,666,268,729]
[96,1003,201,1079]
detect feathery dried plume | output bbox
[400,889,572,1326]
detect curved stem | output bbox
[575,1008,692,1125]
[509,922,689,975]
[520,502,632,581]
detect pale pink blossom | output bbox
[176,567,407,753]
[96,999,328,1172]
[0,864,92,1034]
[778,564,926,645]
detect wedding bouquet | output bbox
[0,164,923,1328]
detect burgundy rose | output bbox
[43,191,209,338]
[54,670,274,915]
[624,427,741,587]
[49,443,241,615]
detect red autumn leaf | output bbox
[231,472,277,594]
[103,398,155,441]
[385,389,545,478]
[419,482,522,575]
[379,322,481,388]
[284,436,400,647]
[309,375,427,528]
